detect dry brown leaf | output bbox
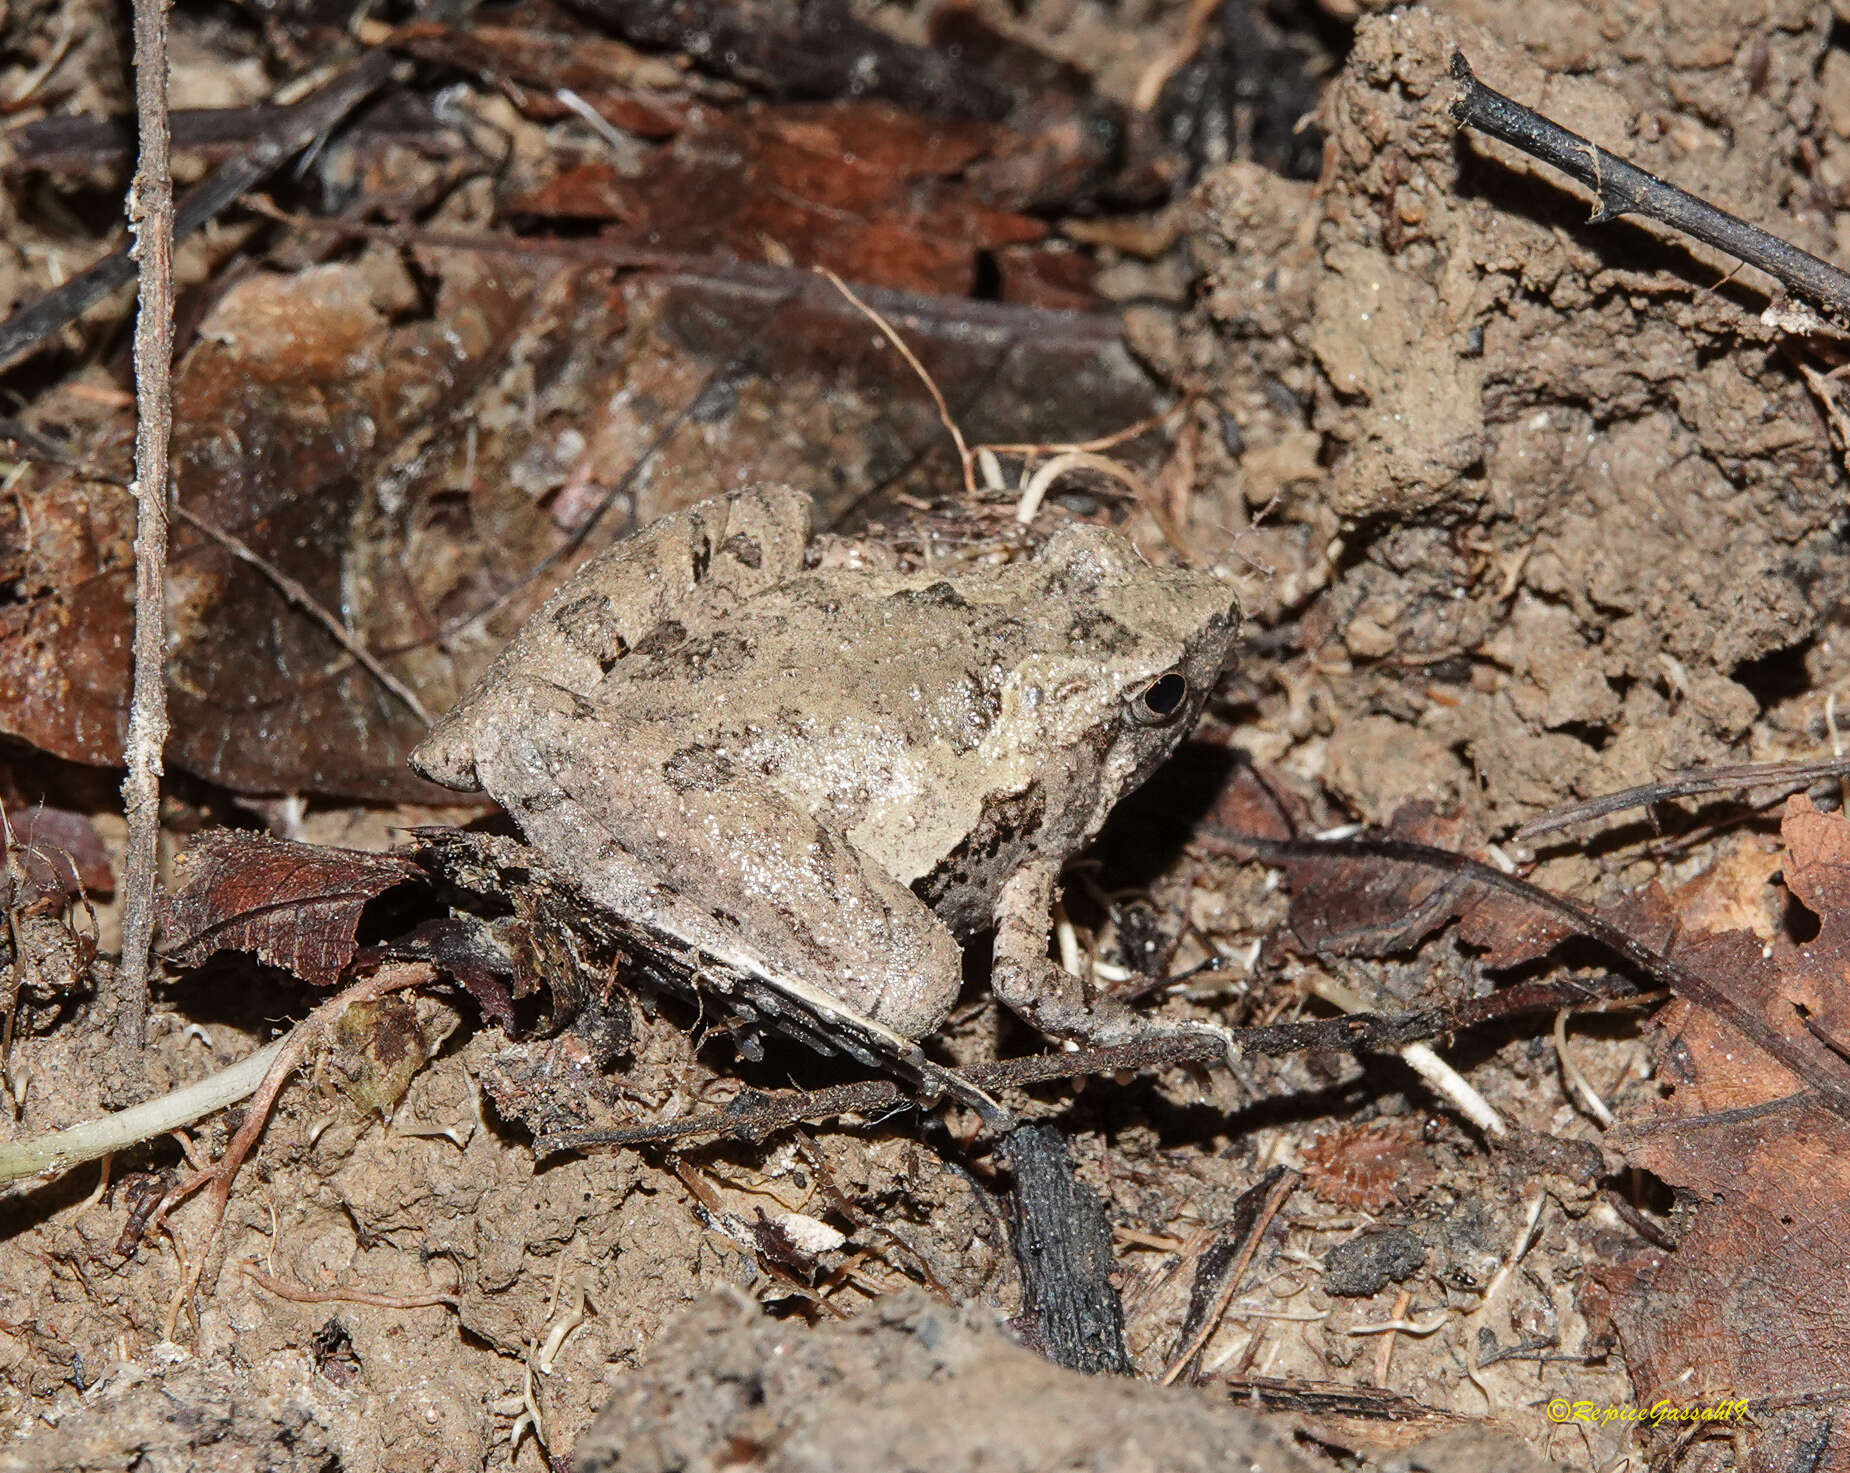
[1,801,112,905]
[162,830,424,988]
[1601,796,1850,1464]
[507,102,1049,298]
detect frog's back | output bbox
[411,485,813,792]
[598,526,1238,901]
[599,572,1034,869]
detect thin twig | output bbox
[1,807,25,1085]
[817,265,1192,549]
[173,504,431,726]
[979,402,1183,457]
[239,1260,459,1311]
[117,0,177,1059]
[1513,755,1850,839]
[1448,51,1850,324]
[1160,1167,1297,1385]
[1373,1288,1413,1388]
[819,266,977,497]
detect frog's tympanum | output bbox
[413,487,1239,1069]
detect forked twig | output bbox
[147,962,435,1310]
[1515,754,1850,839]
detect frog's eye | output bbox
[1128,670,1189,726]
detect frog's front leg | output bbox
[990,861,1233,1058]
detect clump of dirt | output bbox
[572,1286,1326,1473]
[0,1000,1012,1471]
[0,1354,339,1473]
[1170,3,1848,853]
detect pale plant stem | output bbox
[0,1037,287,1188]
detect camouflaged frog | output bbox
[412,486,1238,1071]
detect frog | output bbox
[410,485,1239,1086]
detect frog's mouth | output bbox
[1117,727,1193,794]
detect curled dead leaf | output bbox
[163,830,424,988]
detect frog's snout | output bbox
[409,720,479,792]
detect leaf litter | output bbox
[2,0,1850,1470]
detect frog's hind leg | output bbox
[990,861,1236,1063]
[472,675,1007,1119]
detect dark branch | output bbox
[0,51,395,373]
[1448,51,1850,324]
[535,971,1647,1156]
[1004,1124,1133,1375]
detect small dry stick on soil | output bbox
[1161,1165,1298,1386]
[1514,755,1850,839]
[117,0,177,1058]
[240,1261,460,1312]
[1448,51,1850,324]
